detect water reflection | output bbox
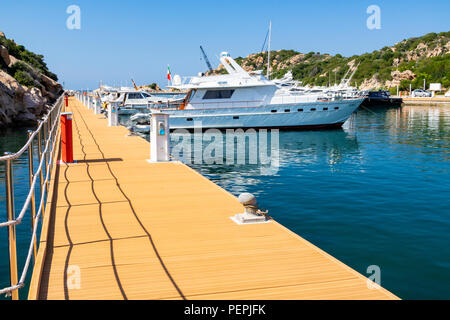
[188,128,362,194]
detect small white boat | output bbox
[130,113,150,124]
[99,89,183,114]
[127,124,150,134]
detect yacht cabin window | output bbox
[202,90,235,100]
[128,93,144,99]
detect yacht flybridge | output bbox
[159,52,363,130]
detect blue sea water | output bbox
[0,126,45,300]
[0,104,449,299]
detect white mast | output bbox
[267,21,272,80]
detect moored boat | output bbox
[157,52,363,130]
[361,90,403,107]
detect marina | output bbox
[1,99,449,299]
[22,97,397,299]
[1,1,449,305]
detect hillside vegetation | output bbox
[0,31,62,127]
[0,33,58,87]
[212,31,450,92]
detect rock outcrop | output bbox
[385,70,416,88]
[359,75,382,90]
[0,32,62,127]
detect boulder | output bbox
[7,55,19,68]
[359,75,382,90]
[0,45,10,66]
[0,69,49,127]
[255,56,264,68]
[24,87,44,110]
[385,70,416,88]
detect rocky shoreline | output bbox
[0,31,62,128]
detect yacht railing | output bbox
[0,95,64,299]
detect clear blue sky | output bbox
[1,0,449,89]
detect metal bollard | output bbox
[232,193,270,224]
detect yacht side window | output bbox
[202,90,235,99]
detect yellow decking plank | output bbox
[30,97,399,300]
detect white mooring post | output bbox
[86,95,90,108]
[148,111,170,162]
[94,97,101,114]
[108,102,119,126]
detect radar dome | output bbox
[172,74,182,86]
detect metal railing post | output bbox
[48,113,53,178]
[43,121,49,193]
[27,130,38,261]
[4,153,19,300]
[37,122,44,206]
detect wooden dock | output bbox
[402,97,450,105]
[28,97,399,300]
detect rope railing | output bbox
[0,95,64,299]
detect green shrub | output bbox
[0,35,58,81]
[399,79,412,90]
[14,70,35,87]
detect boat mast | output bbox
[267,21,272,80]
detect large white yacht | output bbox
[157,52,364,130]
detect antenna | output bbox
[200,46,213,72]
[266,21,272,80]
[261,28,269,52]
[131,78,138,90]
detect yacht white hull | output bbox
[118,104,148,115]
[160,99,363,130]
